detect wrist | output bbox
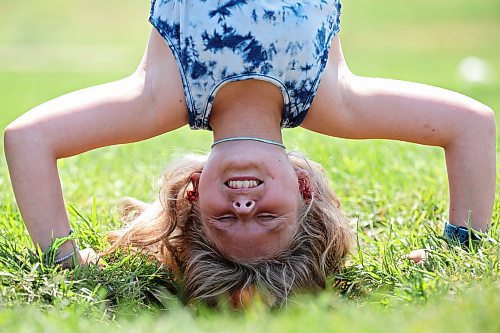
[443,222,481,250]
[54,243,80,266]
[43,229,80,268]
[58,249,81,268]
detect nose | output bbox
[232,199,255,214]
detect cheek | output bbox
[269,180,300,210]
[198,173,217,200]
[278,170,300,196]
[198,185,226,217]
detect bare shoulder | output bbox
[136,29,187,117]
[301,36,354,135]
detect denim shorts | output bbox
[149,0,342,130]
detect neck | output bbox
[212,122,283,143]
[209,81,284,143]
[210,101,283,142]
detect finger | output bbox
[406,249,427,264]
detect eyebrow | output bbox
[205,215,288,233]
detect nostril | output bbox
[245,201,252,207]
[235,202,241,208]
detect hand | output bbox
[78,247,105,267]
[406,249,427,264]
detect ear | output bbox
[296,168,313,203]
[296,168,309,180]
[190,172,201,186]
[186,172,201,202]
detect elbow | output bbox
[4,120,50,159]
[483,105,496,134]
[472,104,496,140]
[4,121,24,158]
[3,122,21,156]
[446,103,496,149]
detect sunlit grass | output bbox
[0,0,498,332]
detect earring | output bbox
[186,174,200,202]
[298,177,313,204]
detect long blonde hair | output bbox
[105,154,353,306]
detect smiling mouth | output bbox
[225,179,263,189]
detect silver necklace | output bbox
[211,136,286,149]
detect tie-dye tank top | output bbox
[149,0,342,130]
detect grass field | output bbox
[0,1,499,332]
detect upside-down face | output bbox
[196,141,306,262]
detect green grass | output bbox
[0,0,499,332]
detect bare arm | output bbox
[304,37,496,231]
[3,30,187,258]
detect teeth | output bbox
[227,180,259,189]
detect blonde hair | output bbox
[105,154,353,306]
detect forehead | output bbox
[202,214,299,261]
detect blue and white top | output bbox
[149,0,342,130]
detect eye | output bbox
[217,215,237,223]
[257,214,276,222]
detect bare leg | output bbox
[3,30,187,257]
[305,39,496,231]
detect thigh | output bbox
[7,29,188,158]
